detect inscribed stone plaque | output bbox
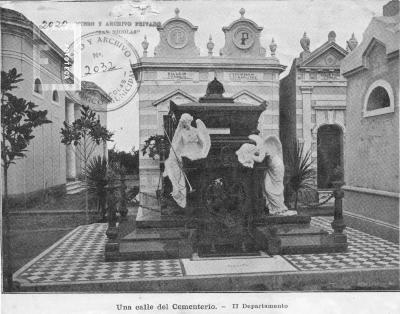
[182,256,297,275]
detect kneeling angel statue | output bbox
[236,134,296,216]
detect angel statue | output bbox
[163,113,211,208]
[236,134,296,216]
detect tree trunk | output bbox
[83,136,89,224]
[294,191,299,211]
[2,165,13,291]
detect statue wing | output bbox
[248,134,263,147]
[195,119,211,158]
[248,134,266,162]
[264,135,283,159]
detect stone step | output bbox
[66,187,86,195]
[121,228,193,242]
[9,210,99,230]
[254,214,311,226]
[66,180,82,188]
[66,181,86,195]
[117,238,193,261]
[119,241,177,260]
[254,224,347,255]
[136,214,196,229]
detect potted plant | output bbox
[284,140,317,211]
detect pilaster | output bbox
[300,86,313,153]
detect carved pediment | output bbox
[152,89,197,109]
[220,8,266,58]
[299,43,347,69]
[232,90,266,106]
[154,8,200,57]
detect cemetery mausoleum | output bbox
[0,8,109,202]
[280,31,352,196]
[341,0,399,243]
[133,8,285,205]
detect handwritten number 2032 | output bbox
[84,62,115,76]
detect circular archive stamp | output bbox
[63,31,141,112]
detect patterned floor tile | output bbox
[14,223,183,284]
[284,217,399,271]
[13,217,399,285]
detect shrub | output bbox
[108,146,139,175]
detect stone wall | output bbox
[138,66,281,196]
[1,8,108,198]
[344,58,399,193]
[341,12,399,241]
[1,26,67,196]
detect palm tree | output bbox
[285,140,317,210]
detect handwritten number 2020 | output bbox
[84,62,114,76]
[40,20,68,29]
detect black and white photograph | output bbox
[1,0,399,312]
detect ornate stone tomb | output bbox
[105,79,348,261]
[164,78,267,256]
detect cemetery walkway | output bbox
[13,217,399,291]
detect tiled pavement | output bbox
[13,217,399,285]
[284,218,399,271]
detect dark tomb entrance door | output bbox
[317,124,343,189]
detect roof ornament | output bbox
[205,77,225,98]
[328,30,336,42]
[300,32,310,52]
[239,8,245,18]
[269,38,277,57]
[174,7,180,17]
[141,35,149,57]
[207,35,215,56]
[346,33,358,51]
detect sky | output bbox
[1,0,387,151]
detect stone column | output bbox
[300,86,313,152]
[66,100,76,179]
[103,142,108,160]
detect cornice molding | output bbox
[299,86,314,93]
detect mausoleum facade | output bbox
[1,8,109,202]
[133,8,285,198]
[280,31,352,193]
[341,0,399,242]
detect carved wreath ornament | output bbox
[204,178,247,229]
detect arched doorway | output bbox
[317,124,343,189]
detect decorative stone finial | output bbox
[175,8,180,17]
[346,33,358,51]
[269,38,277,57]
[207,35,214,56]
[328,30,336,42]
[300,32,310,52]
[141,35,149,57]
[205,77,225,97]
[239,8,245,18]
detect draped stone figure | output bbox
[163,113,211,208]
[236,134,296,216]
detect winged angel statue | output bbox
[236,134,297,216]
[163,113,211,208]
